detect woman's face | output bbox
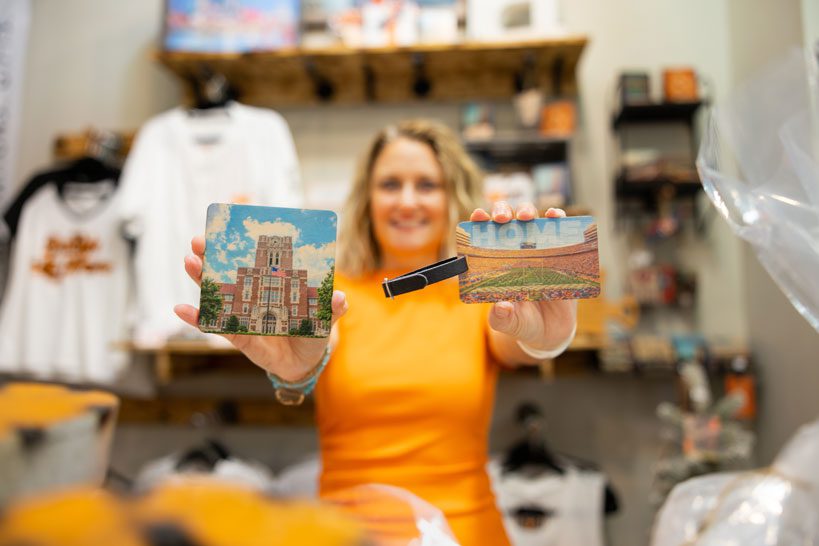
[369,137,449,264]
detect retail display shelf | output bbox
[119,334,605,387]
[156,36,588,105]
[464,133,569,164]
[615,175,702,199]
[612,101,704,129]
[118,395,315,425]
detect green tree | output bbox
[224,315,241,333]
[297,318,314,336]
[198,278,223,328]
[316,266,334,324]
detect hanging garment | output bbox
[0,182,130,384]
[117,102,303,345]
[489,460,606,546]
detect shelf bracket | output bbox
[411,53,431,98]
[303,58,335,102]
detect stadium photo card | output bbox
[456,216,600,304]
[198,204,337,338]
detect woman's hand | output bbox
[469,203,578,364]
[173,236,348,381]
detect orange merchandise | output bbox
[663,68,698,102]
[539,99,577,136]
[316,271,510,546]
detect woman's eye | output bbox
[378,179,400,190]
[417,179,441,191]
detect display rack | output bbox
[464,133,570,167]
[156,36,588,106]
[611,100,705,206]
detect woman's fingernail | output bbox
[494,304,511,318]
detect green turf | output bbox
[465,268,598,291]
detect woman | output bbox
[175,119,577,545]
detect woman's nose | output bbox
[398,184,418,208]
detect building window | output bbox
[291,279,299,289]
[291,290,299,303]
[221,317,229,328]
[223,304,232,314]
[308,298,317,306]
[252,305,258,315]
[309,308,316,318]
[224,294,233,302]
[243,289,251,301]
[242,303,249,314]
[243,276,253,288]
[270,277,281,287]
[239,317,249,328]
[292,305,298,317]
[262,289,280,303]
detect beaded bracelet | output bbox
[266,345,331,406]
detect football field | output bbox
[465,267,598,291]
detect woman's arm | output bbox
[174,236,348,381]
[470,203,579,367]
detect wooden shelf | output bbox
[156,36,588,106]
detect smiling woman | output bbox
[175,119,578,546]
[336,120,484,277]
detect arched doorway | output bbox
[261,312,277,334]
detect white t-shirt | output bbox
[489,461,606,546]
[0,183,130,384]
[118,102,303,345]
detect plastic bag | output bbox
[697,48,819,332]
[323,483,460,546]
[651,418,819,546]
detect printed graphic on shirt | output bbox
[456,216,600,303]
[31,234,112,280]
[199,204,336,338]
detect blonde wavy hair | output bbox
[337,119,484,278]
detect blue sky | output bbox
[202,204,337,286]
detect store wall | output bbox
[726,0,819,464]
[14,0,180,187]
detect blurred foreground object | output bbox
[0,383,118,504]
[0,476,368,546]
[651,418,819,546]
[697,48,819,332]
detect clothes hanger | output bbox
[503,402,620,515]
[502,402,565,475]
[187,66,236,113]
[174,438,232,473]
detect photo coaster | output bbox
[456,216,601,303]
[198,204,337,338]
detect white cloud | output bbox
[202,266,234,284]
[295,242,336,285]
[236,253,255,268]
[242,218,300,243]
[206,204,231,236]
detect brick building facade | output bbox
[210,235,326,335]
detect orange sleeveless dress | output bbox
[315,271,510,546]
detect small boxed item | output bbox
[539,99,576,136]
[663,67,698,102]
[618,72,651,105]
